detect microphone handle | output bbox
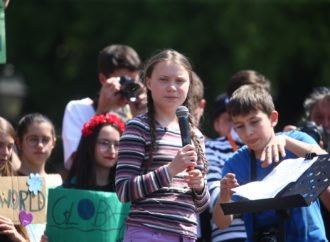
[178,117,191,146]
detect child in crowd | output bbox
[0,116,29,242]
[41,113,125,242]
[15,113,61,242]
[206,92,246,242]
[213,85,329,242]
[212,93,232,137]
[65,113,125,191]
[115,49,210,242]
[206,69,272,242]
[16,113,56,177]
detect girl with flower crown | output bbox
[115,49,210,242]
[64,113,125,191]
[0,116,30,242]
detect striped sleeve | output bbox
[206,138,235,210]
[115,117,172,202]
[192,181,210,214]
[206,137,247,241]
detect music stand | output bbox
[221,154,330,242]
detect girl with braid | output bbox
[115,49,210,242]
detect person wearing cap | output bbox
[212,93,231,137]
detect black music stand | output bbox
[221,154,330,242]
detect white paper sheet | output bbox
[232,157,318,200]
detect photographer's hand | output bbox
[96,77,127,115]
[129,82,147,117]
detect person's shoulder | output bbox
[206,136,230,148]
[65,97,93,109]
[280,129,317,144]
[227,145,250,163]
[62,177,77,189]
[125,113,150,131]
[127,113,148,124]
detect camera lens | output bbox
[119,76,140,101]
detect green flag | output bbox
[0,0,6,63]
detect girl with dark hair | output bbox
[15,113,59,242]
[115,49,210,241]
[65,113,125,192]
[0,116,30,242]
[16,113,56,177]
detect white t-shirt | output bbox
[62,97,95,169]
[26,174,63,242]
[62,97,131,169]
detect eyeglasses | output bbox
[25,135,52,147]
[96,140,119,152]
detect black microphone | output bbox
[176,106,191,147]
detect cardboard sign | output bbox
[0,0,6,63]
[0,176,47,224]
[46,187,130,242]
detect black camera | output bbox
[254,229,278,242]
[299,121,329,151]
[119,76,141,102]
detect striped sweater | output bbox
[206,136,247,242]
[115,113,210,239]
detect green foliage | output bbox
[3,0,330,167]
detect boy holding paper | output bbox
[213,85,329,242]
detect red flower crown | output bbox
[81,113,125,137]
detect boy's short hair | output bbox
[98,44,141,77]
[227,85,275,117]
[226,70,271,98]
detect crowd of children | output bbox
[0,45,329,242]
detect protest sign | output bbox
[0,175,47,224]
[46,187,130,242]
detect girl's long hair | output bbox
[0,116,29,241]
[67,123,121,190]
[0,116,16,176]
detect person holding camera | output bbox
[62,44,147,170]
[213,85,328,242]
[303,86,330,240]
[303,86,330,151]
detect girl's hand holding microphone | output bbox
[185,169,205,193]
[167,144,205,192]
[167,144,197,177]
